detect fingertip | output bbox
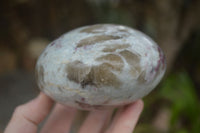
[129,99,144,111]
[123,99,144,117]
[137,99,144,107]
[37,92,54,104]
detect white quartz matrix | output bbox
[35,24,166,110]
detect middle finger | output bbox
[40,103,77,133]
[78,109,113,133]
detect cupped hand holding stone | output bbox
[5,93,143,133]
[5,24,166,133]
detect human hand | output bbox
[4,93,143,133]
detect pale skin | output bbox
[4,93,143,133]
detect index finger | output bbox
[4,92,54,133]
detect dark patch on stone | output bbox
[58,87,64,92]
[66,60,91,84]
[154,60,161,72]
[76,35,122,48]
[80,24,131,36]
[153,68,161,82]
[119,28,130,33]
[35,65,45,90]
[50,42,56,46]
[96,54,124,72]
[101,62,122,72]
[82,64,121,88]
[67,60,121,88]
[103,99,110,104]
[80,77,96,88]
[81,97,85,102]
[102,44,130,52]
[130,68,138,77]
[43,52,48,57]
[127,95,132,99]
[96,54,123,63]
[157,46,166,70]
[153,61,163,81]
[58,67,61,72]
[80,25,106,33]
[137,71,146,84]
[120,50,141,75]
[75,101,103,110]
[149,46,166,81]
[120,50,140,65]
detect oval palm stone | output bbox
[35,24,166,110]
